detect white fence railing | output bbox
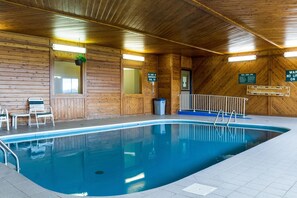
[179,94,248,117]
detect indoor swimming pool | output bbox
[2,120,289,196]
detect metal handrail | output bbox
[0,144,7,165]
[0,140,20,172]
[214,109,224,126]
[227,110,237,126]
[179,94,248,117]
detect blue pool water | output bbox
[5,122,285,196]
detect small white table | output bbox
[10,113,30,129]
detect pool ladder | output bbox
[214,109,237,126]
[0,140,20,173]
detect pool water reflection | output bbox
[8,124,280,196]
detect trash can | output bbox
[154,98,166,115]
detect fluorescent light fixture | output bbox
[125,173,145,183]
[284,51,297,58]
[228,55,256,62]
[52,44,86,53]
[123,54,145,61]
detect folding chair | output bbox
[0,106,9,131]
[28,98,55,128]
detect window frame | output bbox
[52,58,85,97]
[123,67,143,94]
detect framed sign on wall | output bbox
[238,73,256,84]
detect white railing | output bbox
[179,94,248,117]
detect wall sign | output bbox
[238,73,256,84]
[148,72,157,82]
[286,70,297,82]
[247,85,290,97]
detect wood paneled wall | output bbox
[181,56,192,69]
[121,58,144,115]
[270,52,297,116]
[0,31,50,117]
[52,97,85,120]
[86,45,121,119]
[193,50,297,116]
[0,31,161,126]
[143,55,159,114]
[51,40,86,120]
[158,54,181,114]
[158,54,173,114]
[122,94,144,115]
[121,53,158,115]
[171,55,181,114]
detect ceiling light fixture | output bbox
[52,44,86,54]
[228,55,256,62]
[123,54,145,61]
[284,51,297,58]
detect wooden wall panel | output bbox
[181,56,192,69]
[158,54,181,114]
[50,40,87,121]
[171,54,181,114]
[121,53,144,116]
[122,95,144,115]
[121,52,158,115]
[193,55,269,115]
[193,50,297,116]
[86,45,121,119]
[270,53,297,116]
[0,31,50,124]
[52,97,85,120]
[158,54,173,114]
[143,55,158,114]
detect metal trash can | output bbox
[154,98,166,115]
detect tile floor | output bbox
[1,114,297,198]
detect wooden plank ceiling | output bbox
[0,0,295,56]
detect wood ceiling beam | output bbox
[184,0,283,49]
[0,0,223,55]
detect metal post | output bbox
[243,99,246,118]
[225,97,228,115]
[192,94,196,112]
[0,145,7,165]
[208,95,211,113]
[179,94,181,111]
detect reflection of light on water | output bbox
[179,125,246,143]
[124,152,136,157]
[148,141,156,160]
[153,124,166,134]
[127,180,146,194]
[125,173,145,183]
[71,192,88,196]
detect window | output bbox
[181,70,191,91]
[54,61,82,94]
[124,68,142,94]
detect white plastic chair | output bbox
[0,106,9,131]
[28,98,55,128]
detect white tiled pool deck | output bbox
[1,114,297,198]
